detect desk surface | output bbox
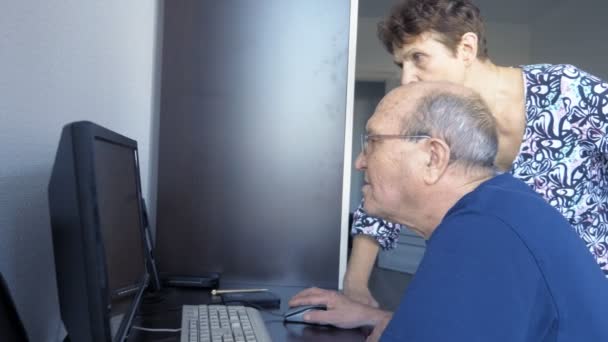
[128,283,367,342]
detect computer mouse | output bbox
[284,304,327,323]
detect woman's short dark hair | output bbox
[378,0,489,60]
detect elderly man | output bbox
[289,82,608,341]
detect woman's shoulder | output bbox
[521,63,581,76]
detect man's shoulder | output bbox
[435,174,569,247]
[447,174,546,223]
[431,192,529,257]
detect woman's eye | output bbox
[412,53,423,63]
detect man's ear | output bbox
[422,138,451,184]
[458,32,479,66]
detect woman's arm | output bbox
[343,235,380,307]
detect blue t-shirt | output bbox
[381,174,608,342]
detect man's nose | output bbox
[355,151,366,171]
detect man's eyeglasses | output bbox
[360,134,430,155]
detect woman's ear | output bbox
[422,138,451,184]
[458,32,479,66]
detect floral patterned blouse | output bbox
[352,64,608,276]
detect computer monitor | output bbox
[48,121,149,342]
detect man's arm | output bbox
[343,235,380,307]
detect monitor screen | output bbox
[93,137,147,338]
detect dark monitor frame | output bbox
[49,121,149,342]
[0,273,29,341]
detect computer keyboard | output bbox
[180,304,272,342]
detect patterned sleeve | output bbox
[563,65,608,154]
[351,199,401,250]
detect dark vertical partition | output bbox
[156,1,351,287]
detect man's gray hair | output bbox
[403,90,498,169]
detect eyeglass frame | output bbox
[360,134,431,155]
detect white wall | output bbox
[530,0,608,79]
[355,17,531,80]
[0,1,161,340]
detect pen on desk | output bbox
[211,288,268,296]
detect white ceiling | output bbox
[358,0,566,25]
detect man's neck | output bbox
[407,169,495,239]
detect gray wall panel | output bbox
[157,1,351,287]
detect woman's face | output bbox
[393,32,468,85]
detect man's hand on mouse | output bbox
[288,287,392,331]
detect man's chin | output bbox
[363,201,394,223]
